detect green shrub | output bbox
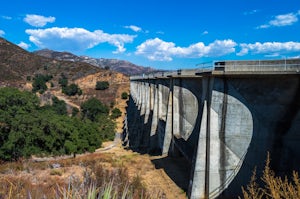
[72,107,79,117]
[111,108,122,119]
[62,83,82,96]
[81,98,109,122]
[95,81,109,90]
[121,92,128,99]
[51,96,67,115]
[58,74,68,88]
[32,74,53,94]
[0,88,112,161]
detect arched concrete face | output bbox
[208,89,253,198]
[158,84,169,121]
[191,78,254,199]
[173,86,198,141]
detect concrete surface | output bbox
[124,59,300,198]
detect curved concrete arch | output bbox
[191,77,254,199]
[173,85,199,141]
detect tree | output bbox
[95,81,109,90]
[51,96,67,115]
[62,83,82,96]
[121,92,128,99]
[58,74,68,88]
[81,98,109,122]
[32,74,53,94]
[111,108,122,119]
[0,88,108,161]
[72,107,79,117]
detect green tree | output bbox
[95,81,109,90]
[111,108,122,119]
[62,83,82,96]
[32,74,53,94]
[51,96,67,115]
[0,88,110,161]
[72,107,79,117]
[121,92,128,99]
[58,74,68,88]
[81,98,109,122]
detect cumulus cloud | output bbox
[124,25,142,32]
[258,11,299,29]
[202,31,209,35]
[237,41,300,56]
[18,41,31,49]
[24,14,55,27]
[25,27,136,53]
[135,38,237,61]
[0,30,5,37]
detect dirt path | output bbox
[51,90,81,109]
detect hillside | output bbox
[0,37,129,114]
[0,37,187,198]
[34,49,157,75]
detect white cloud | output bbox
[202,31,208,35]
[244,9,259,15]
[237,41,300,56]
[24,14,55,27]
[135,38,236,61]
[18,41,31,49]
[0,30,5,37]
[1,16,12,20]
[25,27,136,53]
[269,13,298,26]
[258,11,299,29]
[124,25,142,32]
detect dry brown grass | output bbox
[0,149,166,199]
[241,153,300,199]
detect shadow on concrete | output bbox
[151,156,191,193]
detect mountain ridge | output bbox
[0,37,129,108]
[34,49,157,76]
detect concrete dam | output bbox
[122,59,300,198]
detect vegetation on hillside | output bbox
[121,92,128,99]
[95,81,109,90]
[32,74,53,94]
[62,83,82,96]
[111,108,122,119]
[0,87,115,161]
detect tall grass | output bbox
[0,153,165,199]
[241,153,300,199]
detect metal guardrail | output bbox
[224,63,300,72]
[130,59,300,80]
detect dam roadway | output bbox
[123,59,300,198]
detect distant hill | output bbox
[34,49,157,76]
[0,38,101,83]
[0,37,129,107]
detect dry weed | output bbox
[241,152,300,199]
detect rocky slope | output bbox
[0,37,129,110]
[34,49,157,76]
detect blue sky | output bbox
[0,0,300,70]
